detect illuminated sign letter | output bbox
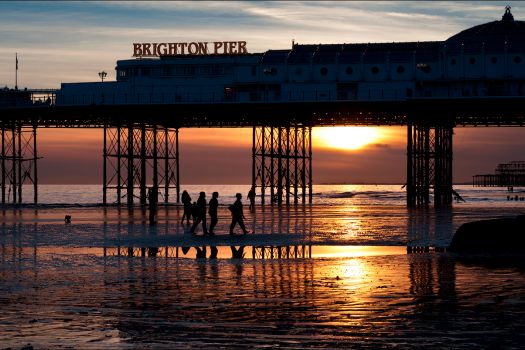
[158,43,168,56]
[142,43,152,56]
[178,42,188,55]
[168,43,177,55]
[198,42,209,55]
[133,43,142,57]
[238,41,247,54]
[188,42,199,55]
[228,41,237,54]
[214,42,223,54]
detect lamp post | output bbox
[98,71,107,82]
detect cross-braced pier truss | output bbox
[1,123,38,204]
[407,120,454,207]
[103,124,180,205]
[252,125,312,205]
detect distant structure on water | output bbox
[473,161,525,187]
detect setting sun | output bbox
[313,127,384,150]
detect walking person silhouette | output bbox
[147,186,158,226]
[190,192,209,235]
[180,190,192,225]
[229,193,249,235]
[208,192,219,235]
[248,186,256,213]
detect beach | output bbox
[1,184,525,348]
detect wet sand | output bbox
[1,205,525,348]
[1,248,524,349]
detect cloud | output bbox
[371,143,390,149]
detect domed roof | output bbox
[446,6,525,46]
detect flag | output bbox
[16,53,18,70]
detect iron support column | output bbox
[117,125,121,204]
[164,127,169,203]
[153,125,158,189]
[127,126,134,206]
[140,124,147,205]
[17,124,22,204]
[1,125,5,204]
[12,127,16,204]
[308,126,312,203]
[33,125,37,204]
[103,124,107,205]
[406,120,454,207]
[285,126,290,205]
[293,125,299,204]
[175,128,180,203]
[252,125,256,192]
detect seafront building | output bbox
[58,7,525,105]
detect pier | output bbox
[2,8,525,208]
[473,161,525,187]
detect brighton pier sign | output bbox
[133,41,248,57]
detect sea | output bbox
[1,184,524,348]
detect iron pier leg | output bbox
[12,127,16,204]
[308,126,312,204]
[117,125,122,204]
[175,128,180,203]
[33,125,37,205]
[293,124,299,204]
[407,121,414,207]
[301,127,306,204]
[153,125,158,189]
[285,126,290,205]
[277,127,283,205]
[103,124,107,205]
[164,127,169,203]
[261,127,266,205]
[252,125,256,193]
[140,124,147,205]
[407,120,454,207]
[1,124,5,205]
[17,124,22,204]
[127,125,134,206]
[270,126,275,204]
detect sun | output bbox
[313,127,384,150]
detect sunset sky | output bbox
[1,1,525,184]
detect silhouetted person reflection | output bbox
[229,193,249,235]
[190,192,209,235]
[208,192,219,235]
[209,246,218,259]
[195,246,207,259]
[230,245,245,259]
[147,186,158,226]
[180,190,192,225]
[248,186,256,213]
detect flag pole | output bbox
[15,53,18,90]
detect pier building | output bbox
[2,7,525,207]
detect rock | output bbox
[449,215,525,253]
